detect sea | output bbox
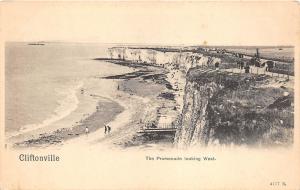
[5,42,132,138]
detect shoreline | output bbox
[95,59,183,149]
[6,60,135,148]
[8,58,180,150]
[10,96,124,148]
[6,80,84,139]
[61,58,182,150]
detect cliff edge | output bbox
[175,68,294,148]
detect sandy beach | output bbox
[7,57,181,150]
[65,59,182,150]
[7,78,124,147]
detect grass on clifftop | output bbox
[189,69,294,147]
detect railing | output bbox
[219,66,293,80]
[143,122,177,129]
[138,123,178,134]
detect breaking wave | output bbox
[11,81,84,137]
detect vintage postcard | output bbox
[0,1,299,190]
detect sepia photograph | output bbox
[5,43,295,150]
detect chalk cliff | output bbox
[175,68,293,148]
[108,47,294,148]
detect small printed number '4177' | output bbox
[270,182,286,186]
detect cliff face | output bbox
[108,47,294,148]
[174,69,222,148]
[108,47,221,72]
[174,77,220,148]
[175,68,294,148]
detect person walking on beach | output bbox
[107,125,111,134]
[85,126,89,135]
[104,125,107,134]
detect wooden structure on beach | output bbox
[138,127,177,134]
[138,123,177,135]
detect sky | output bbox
[1,1,299,46]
